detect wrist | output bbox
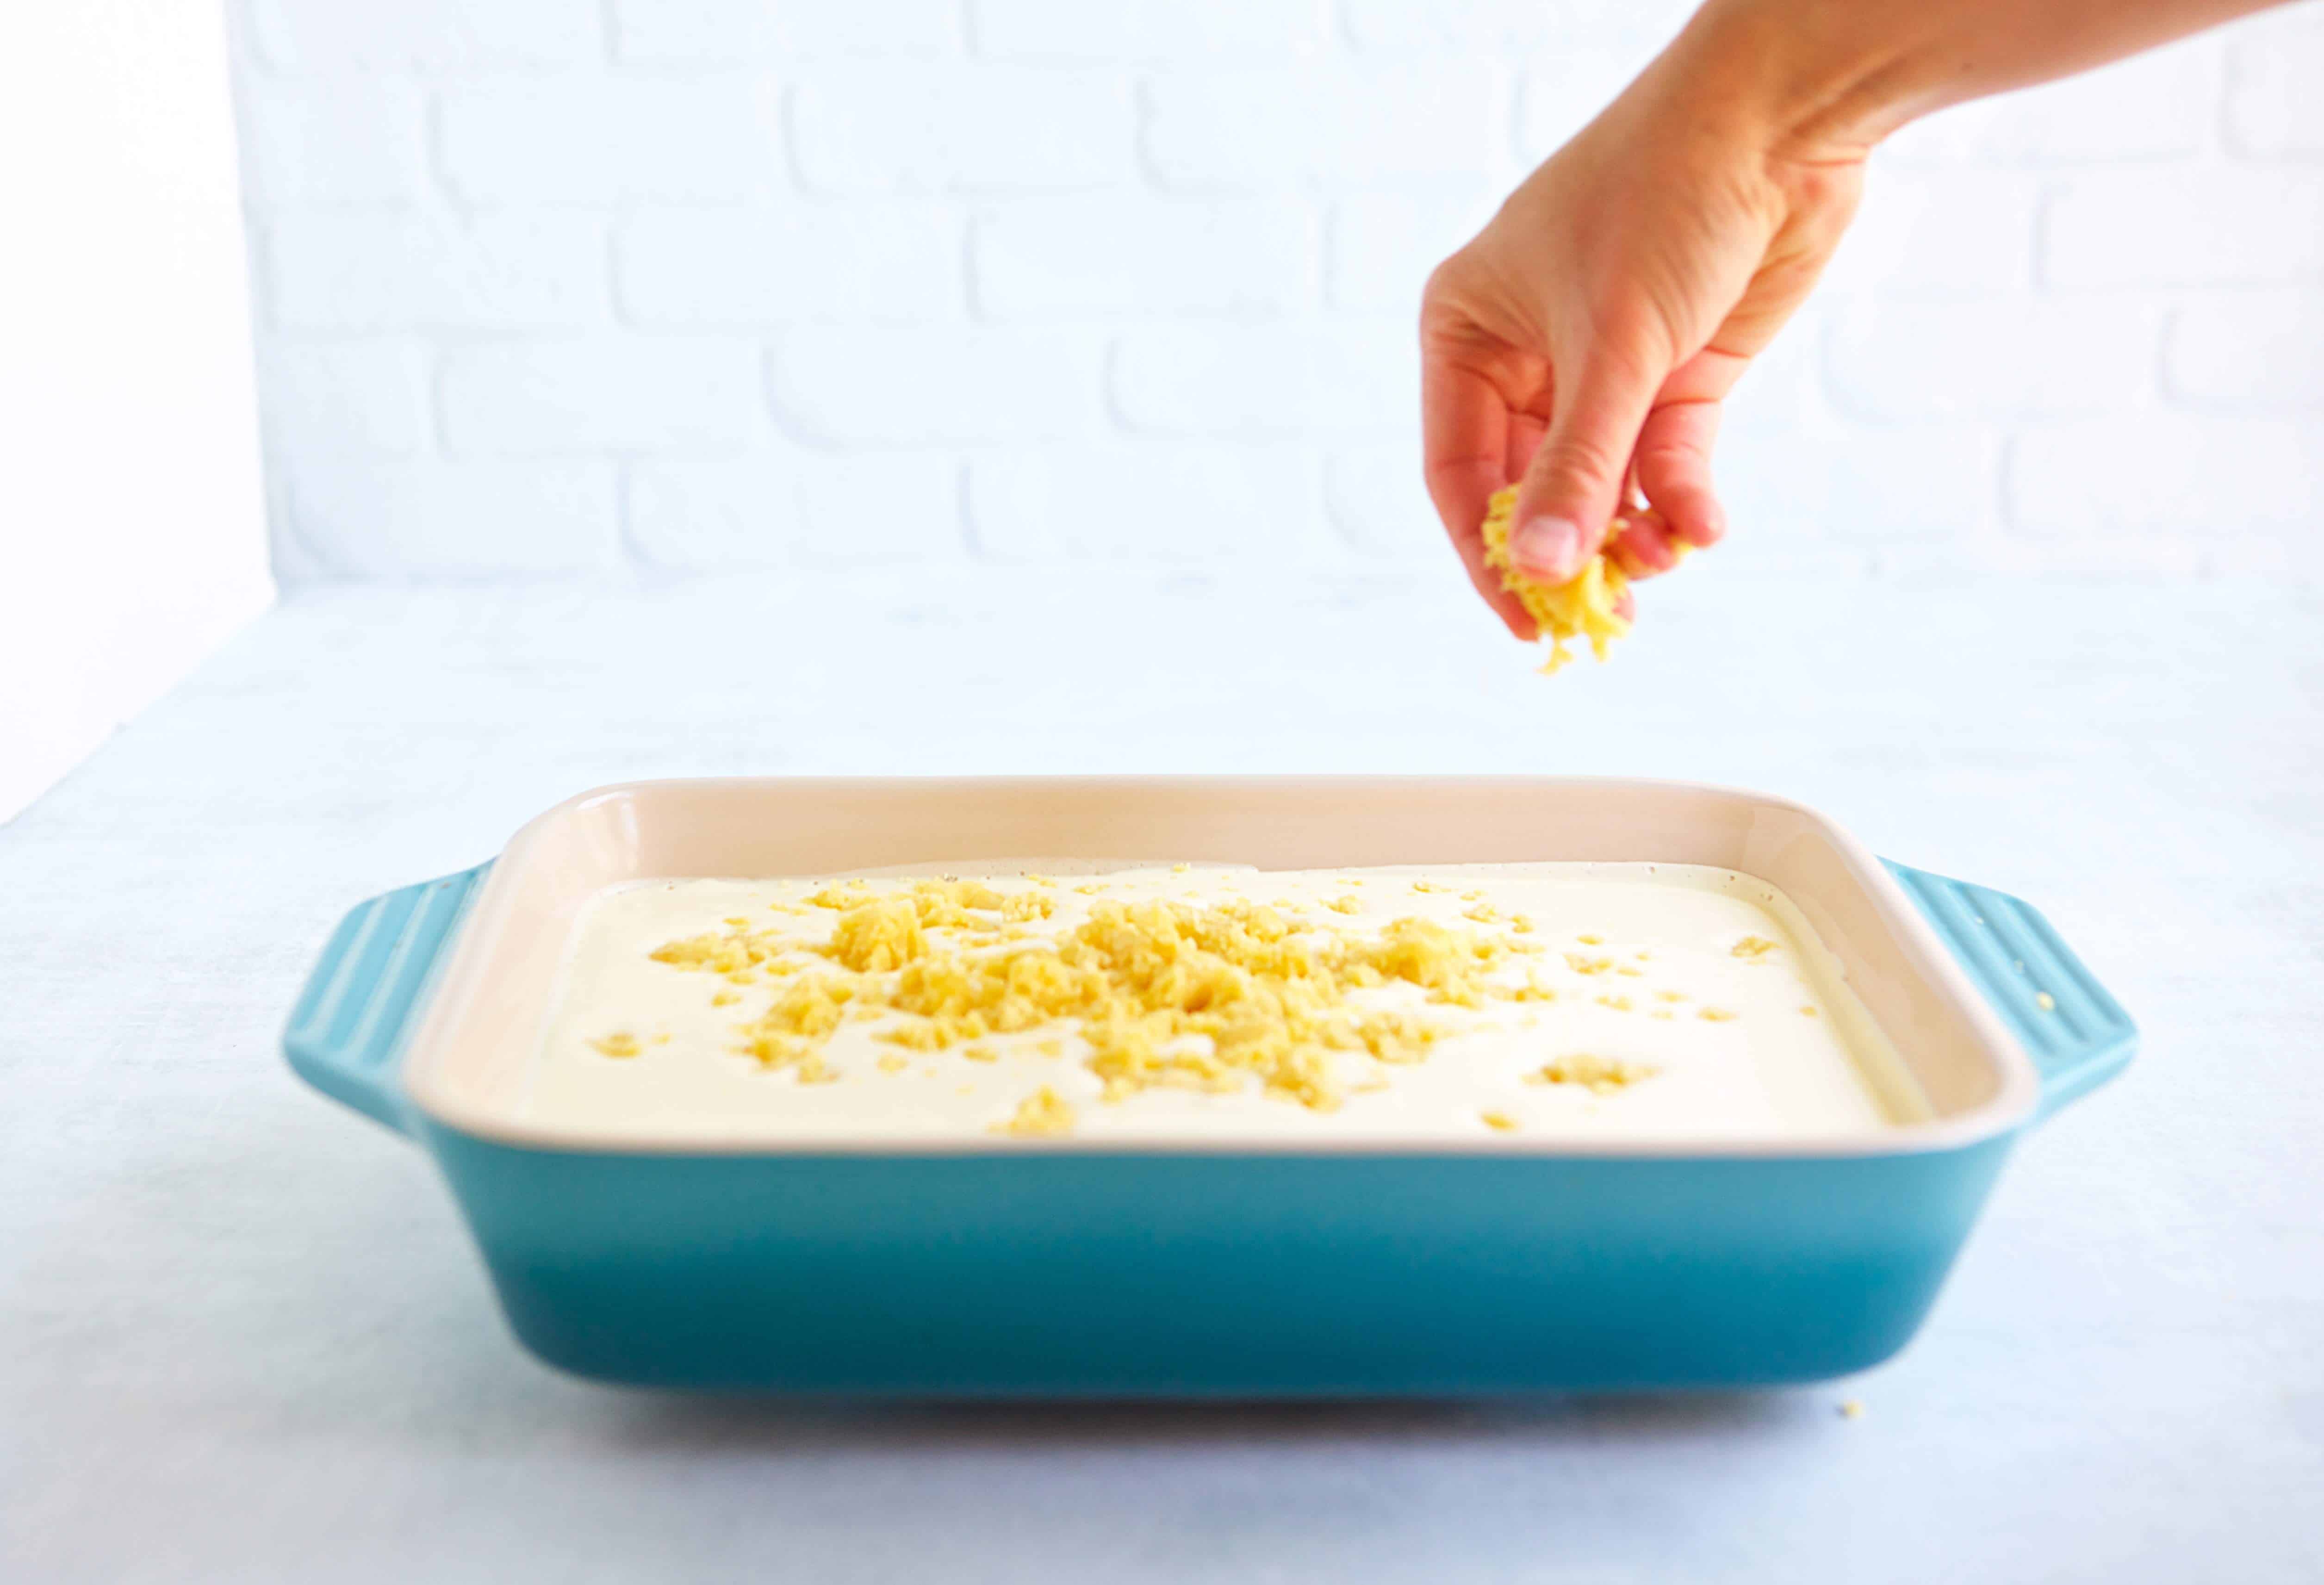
[1654,0,1946,164]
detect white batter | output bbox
[526,863,1924,1144]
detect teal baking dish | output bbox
[284,777,2132,1395]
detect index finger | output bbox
[1423,348,1536,641]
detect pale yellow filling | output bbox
[541,864,1920,1145]
[636,879,1572,1124]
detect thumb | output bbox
[1507,351,1660,584]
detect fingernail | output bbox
[1511,516,1584,581]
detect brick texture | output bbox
[2225,6,2324,156]
[968,443,1321,559]
[2166,291,2324,410]
[1823,298,2156,421]
[437,78,784,205]
[615,205,965,325]
[1111,323,1415,435]
[770,326,1107,444]
[973,198,1312,318]
[225,0,2324,581]
[2009,416,2324,537]
[612,0,962,63]
[262,212,607,330]
[625,453,966,567]
[2044,167,2324,287]
[972,0,1331,62]
[1142,63,1508,189]
[437,338,765,456]
[234,80,429,205]
[789,65,1133,193]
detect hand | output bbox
[1422,31,1864,638]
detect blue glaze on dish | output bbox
[284,863,489,1135]
[285,861,2131,1395]
[1882,861,2135,1122]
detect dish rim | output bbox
[399,774,2044,1160]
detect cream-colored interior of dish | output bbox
[401,779,2022,1150]
[520,862,1927,1144]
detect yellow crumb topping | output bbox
[589,1032,642,1058]
[825,895,925,972]
[1479,485,1633,672]
[1732,935,1781,959]
[1799,1004,1820,1018]
[647,884,1562,1114]
[1698,1007,1740,1022]
[1526,1054,1658,1094]
[1480,1110,1520,1132]
[994,1085,1076,1137]
[1324,895,1364,915]
[736,976,853,1081]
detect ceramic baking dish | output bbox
[284,777,2132,1395]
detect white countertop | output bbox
[4,564,2319,1583]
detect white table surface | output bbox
[4,565,2319,1584]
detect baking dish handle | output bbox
[1883,861,2136,1124]
[282,864,492,1137]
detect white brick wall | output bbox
[973,197,1311,317]
[436,77,785,204]
[228,0,2324,584]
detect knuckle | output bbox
[1532,431,1629,491]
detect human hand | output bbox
[1422,20,1864,638]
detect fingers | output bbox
[1608,508,1681,580]
[1423,340,1540,641]
[1505,346,1660,585]
[1631,398,1727,549]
